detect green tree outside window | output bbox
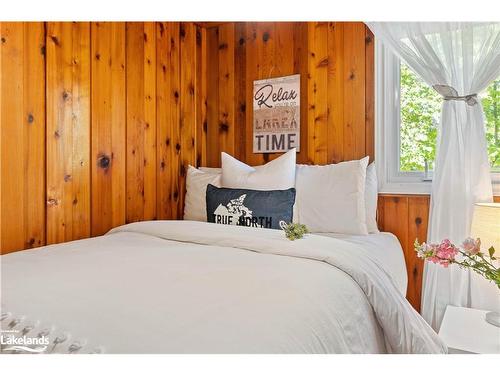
[399,63,500,173]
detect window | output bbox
[376,41,500,194]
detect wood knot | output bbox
[239,37,245,46]
[413,267,419,277]
[64,174,72,182]
[159,23,165,36]
[62,91,71,101]
[175,143,181,152]
[173,191,179,199]
[40,45,46,56]
[98,154,111,169]
[203,121,208,132]
[50,35,60,46]
[28,238,36,246]
[72,197,78,205]
[349,71,355,80]
[219,123,229,132]
[143,33,148,43]
[27,113,34,124]
[160,160,166,169]
[47,198,58,206]
[174,91,179,99]
[415,217,422,225]
[180,26,186,39]
[1,37,6,44]
[365,35,373,44]
[219,42,228,50]
[262,32,270,42]
[180,164,186,177]
[95,53,100,60]
[240,103,246,113]
[166,138,170,146]
[317,57,329,67]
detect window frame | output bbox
[375,40,500,195]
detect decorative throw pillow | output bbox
[206,184,296,230]
[184,166,221,221]
[221,148,296,190]
[294,157,369,234]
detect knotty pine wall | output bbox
[1,21,203,253]
[203,22,375,166]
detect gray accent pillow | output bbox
[206,184,296,230]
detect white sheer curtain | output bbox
[368,22,500,329]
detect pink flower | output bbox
[462,237,481,255]
[414,239,458,267]
[428,255,440,264]
[433,239,458,266]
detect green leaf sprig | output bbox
[280,222,309,241]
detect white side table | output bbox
[439,305,500,354]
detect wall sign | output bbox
[253,74,300,153]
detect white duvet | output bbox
[1,221,446,354]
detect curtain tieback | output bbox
[432,84,478,106]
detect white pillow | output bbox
[184,166,221,221]
[198,167,221,174]
[365,163,379,233]
[221,148,296,190]
[294,157,369,234]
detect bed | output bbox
[1,220,445,354]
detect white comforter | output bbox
[1,221,446,354]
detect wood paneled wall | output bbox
[377,195,429,312]
[0,23,46,252]
[203,22,375,166]
[1,21,203,253]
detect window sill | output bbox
[379,180,500,196]
[378,180,432,195]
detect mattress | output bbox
[0,221,444,354]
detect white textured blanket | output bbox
[1,221,446,354]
